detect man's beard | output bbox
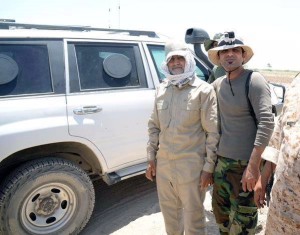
[170,67,184,75]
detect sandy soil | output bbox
[81,175,268,235]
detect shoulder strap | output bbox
[245,71,257,127]
[213,79,222,133]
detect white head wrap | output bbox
[161,50,196,87]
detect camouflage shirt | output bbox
[262,74,300,234]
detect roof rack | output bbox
[0,21,159,38]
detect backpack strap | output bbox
[245,71,257,127]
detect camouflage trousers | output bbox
[212,156,257,235]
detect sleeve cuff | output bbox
[203,162,215,173]
[147,153,156,161]
[261,146,279,164]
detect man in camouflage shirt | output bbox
[203,33,226,84]
[254,73,300,234]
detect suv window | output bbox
[0,44,52,97]
[147,45,166,82]
[69,43,146,91]
[147,44,209,82]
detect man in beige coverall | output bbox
[146,39,219,235]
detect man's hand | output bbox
[241,146,265,192]
[254,175,267,208]
[200,171,213,189]
[254,161,274,208]
[145,160,156,181]
[241,163,260,192]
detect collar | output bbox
[162,75,199,88]
[188,75,202,87]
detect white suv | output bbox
[0,22,285,235]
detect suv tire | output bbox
[0,158,95,235]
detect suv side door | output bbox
[66,40,155,170]
[0,40,67,161]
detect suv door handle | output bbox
[73,106,102,115]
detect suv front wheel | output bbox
[0,158,95,235]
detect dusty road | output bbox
[80,175,268,235]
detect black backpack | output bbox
[245,71,257,127]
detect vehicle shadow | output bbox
[80,175,160,235]
[80,175,219,235]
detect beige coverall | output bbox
[147,75,219,235]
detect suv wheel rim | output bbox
[21,182,76,233]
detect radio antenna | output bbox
[108,7,111,29]
[118,0,121,28]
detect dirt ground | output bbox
[81,175,268,235]
[259,69,298,85]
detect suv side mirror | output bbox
[270,83,286,116]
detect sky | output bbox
[1,0,299,71]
